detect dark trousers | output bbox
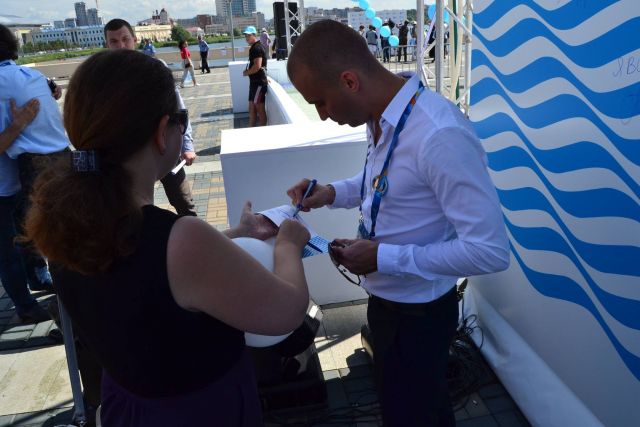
[15,151,68,288]
[367,287,458,427]
[199,51,210,73]
[0,193,38,313]
[397,45,408,62]
[160,164,197,216]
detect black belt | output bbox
[369,286,456,316]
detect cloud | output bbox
[5,0,418,25]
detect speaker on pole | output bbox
[272,1,298,59]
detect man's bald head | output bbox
[287,20,381,86]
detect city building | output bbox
[253,11,266,31]
[64,18,77,28]
[31,25,106,47]
[347,8,407,30]
[175,18,198,28]
[215,0,254,17]
[54,20,65,29]
[87,8,102,26]
[74,2,88,27]
[196,14,213,29]
[139,8,171,26]
[133,24,172,42]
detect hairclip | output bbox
[71,150,99,172]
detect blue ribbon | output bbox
[359,81,425,239]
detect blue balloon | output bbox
[427,5,450,23]
[365,8,376,19]
[380,25,391,38]
[359,0,369,10]
[372,17,383,28]
[389,35,399,47]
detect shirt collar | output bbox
[0,59,16,67]
[380,72,421,129]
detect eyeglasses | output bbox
[169,109,189,135]
[328,242,361,287]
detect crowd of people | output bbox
[0,17,508,427]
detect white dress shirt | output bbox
[330,73,509,303]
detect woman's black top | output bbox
[52,205,244,398]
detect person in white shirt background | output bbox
[286,20,509,427]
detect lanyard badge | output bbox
[357,81,425,240]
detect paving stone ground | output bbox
[0,67,530,427]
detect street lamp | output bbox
[227,0,236,60]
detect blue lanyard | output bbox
[359,81,425,239]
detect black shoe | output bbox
[17,304,51,324]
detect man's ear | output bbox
[152,115,170,155]
[339,70,360,93]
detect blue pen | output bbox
[293,179,317,217]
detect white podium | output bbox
[228,60,250,113]
[221,121,369,305]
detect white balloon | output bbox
[232,237,293,347]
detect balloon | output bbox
[365,8,376,19]
[380,25,391,38]
[372,17,383,28]
[427,5,450,23]
[389,35,399,47]
[358,0,369,10]
[232,237,293,348]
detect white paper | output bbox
[171,159,186,175]
[259,205,330,257]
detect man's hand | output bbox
[182,151,197,166]
[52,85,62,100]
[242,70,248,76]
[286,179,335,212]
[330,239,379,275]
[9,99,40,132]
[234,201,278,240]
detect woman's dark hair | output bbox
[179,40,187,49]
[0,24,19,61]
[25,50,177,275]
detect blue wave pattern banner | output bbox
[471,0,640,380]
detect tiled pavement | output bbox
[0,68,530,427]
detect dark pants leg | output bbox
[160,165,197,216]
[0,194,38,313]
[15,154,53,289]
[200,52,210,73]
[367,288,458,427]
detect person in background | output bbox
[25,49,311,426]
[197,35,210,74]
[286,20,509,426]
[0,97,50,323]
[242,26,268,127]
[178,40,197,88]
[142,38,156,57]
[259,28,271,56]
[381,20,391,63]
[397,20,409,62]
[358,25,366,38]
[365,25,378,57]
[0,23,70,294]
[104,19,198,217]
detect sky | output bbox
[1,0,425,25]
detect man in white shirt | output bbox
[286,20,509,426]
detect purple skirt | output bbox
[100,350,263,426]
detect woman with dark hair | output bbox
[25,49,310,426]
[179,39,197,88]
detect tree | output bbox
[233,27,242,37]
[171,25,190,42]
[407,9,417,23]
